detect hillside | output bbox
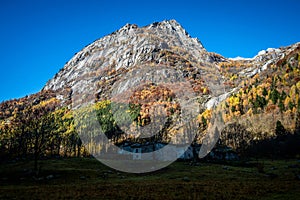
[0,20,299,164]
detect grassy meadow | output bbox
[0,157,300,199]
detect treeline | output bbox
[0,98,83,164]
[0,83,182,163]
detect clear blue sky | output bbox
[0,0,299,102]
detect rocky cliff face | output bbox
[44,20,207,90]
[43,19,299,111]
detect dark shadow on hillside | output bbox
[217,119,300,160]
[244,132,300,159]
[239,120,300,159]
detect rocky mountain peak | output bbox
[118,23,138,34]
[147,19,204,49]
[43,20,212,96]
[147,19,189,36]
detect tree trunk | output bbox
[77,139,82,157]
[57,139,61,156]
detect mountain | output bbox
[0,19,299,160]
[43,20,226,106]
[44,20,208,91]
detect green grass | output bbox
[0,158,300,199]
